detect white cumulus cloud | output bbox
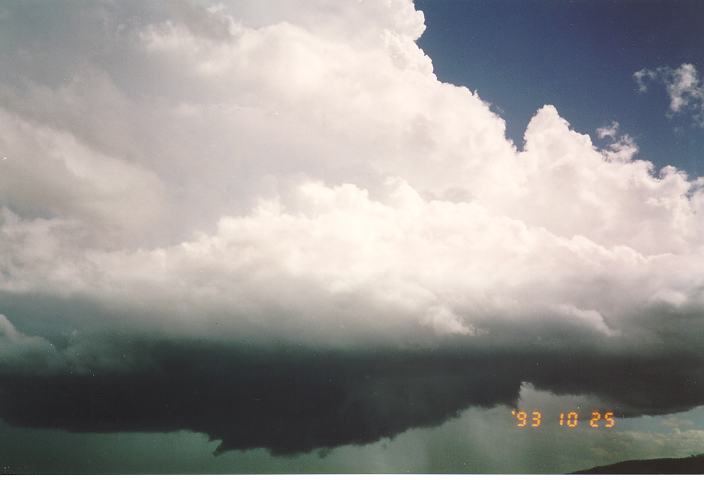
[0,0,702,367]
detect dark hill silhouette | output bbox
[573,453,704,474]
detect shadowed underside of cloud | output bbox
[0,338,703,455]
[1,0,704,458]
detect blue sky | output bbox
[417,0,704,177]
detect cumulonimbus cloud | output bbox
[1,0,703,454]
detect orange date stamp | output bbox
[511,410,615,428]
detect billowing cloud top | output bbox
[1,0,704,455]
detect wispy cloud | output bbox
[634,63,704,127]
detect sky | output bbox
[0,0,704,474]
[417,0,704,177]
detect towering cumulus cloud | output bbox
[1,0,703,455]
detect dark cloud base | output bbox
[1,340,703,456]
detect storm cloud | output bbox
[1,0,704,456]
[1,338,703,456]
